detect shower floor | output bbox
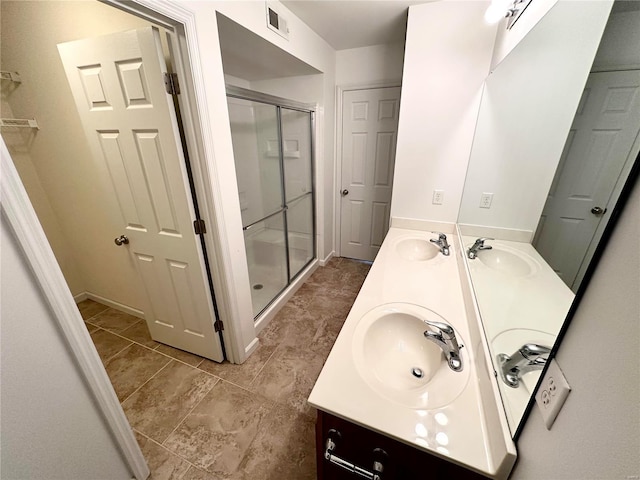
[245,227,313,316]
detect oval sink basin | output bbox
[395,237,440,261]
[474,245,539,277]
[352,303,470,409]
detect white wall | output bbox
[457,1,613,234]
[0,101,85,295]
[0,215,132,479]
[511,172,639,479]
[592,9,640,70]
[336,42,405,86]
[390,1,498,224]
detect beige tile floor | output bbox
[80,257,370,480]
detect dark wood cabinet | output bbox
[315,410,489,479]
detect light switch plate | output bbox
[535,358,571,430]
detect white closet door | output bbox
[58,27,224,361]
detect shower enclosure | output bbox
[226,86,316,318]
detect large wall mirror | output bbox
[458,1,640,435]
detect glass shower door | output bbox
[227,97,288,316]
[281,107,314,279]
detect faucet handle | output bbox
[423,319,455,339]
[476,237,494,245]
[520,343,551,361]
[431,231,447,241]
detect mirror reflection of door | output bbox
[340,87,401,261]
[534,69,640,291]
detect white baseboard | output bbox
[74,292,89,303]
[84,292,145,320]
[244,337,260,359]
[319,251,335,266]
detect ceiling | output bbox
[281,1,431,50]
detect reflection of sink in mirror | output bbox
[352,303,470,409]
[491,328,555,430]
[473,243,540,277]
[395,237,440,261]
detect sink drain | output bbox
[411,367,424,378]
[253,284,264,290]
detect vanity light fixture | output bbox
[485,0,533,29]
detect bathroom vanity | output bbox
[308,226,517,480]
[316,410,487,479]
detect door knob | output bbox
[341,189,349,196]
[590,206,606,216]
[114,235,129,246]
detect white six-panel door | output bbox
[58,27,224,361]
[340,87,401,261]
[534,70,640,289]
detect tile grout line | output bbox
[105,344,134,364]
[244,344,280,389]
[119,358,175,406]
[159,375,221,448]
[133,428,204,479]
[103,325,208,370]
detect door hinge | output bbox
[193,219,206,235]
[214,319,224,332]
[164,72,180,95]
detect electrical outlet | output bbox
[535,358,571,430]
[432,190,444,205]
[480,192,493,209]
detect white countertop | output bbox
[308,227,515,478]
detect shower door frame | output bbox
[226,85,317,319]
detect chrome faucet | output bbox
[423,320,463,372]
[430,232,450,256]
[467,237,493,259]
[497,343,551,388]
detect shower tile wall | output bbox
[81,257,370,479]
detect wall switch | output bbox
[535,358,571,430]
[480,192,494,209]
[432,190,444,205]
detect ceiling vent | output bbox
[266,3,289,40]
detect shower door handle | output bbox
[341,189,349,197]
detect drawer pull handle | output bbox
[324,430,386,480]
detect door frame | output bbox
[105,0,245,364]
[334,82,401,259]
[1,0,246,477]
